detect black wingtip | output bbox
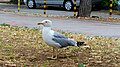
[77,42,86,46]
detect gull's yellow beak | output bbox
[37,22,44,25]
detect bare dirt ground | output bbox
[0,25,120,67]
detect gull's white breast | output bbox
[42,27,61,48]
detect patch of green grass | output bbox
[24,64,27,67]
[112,47,120,52]
[78,64,85,67]
[0,23,10,26]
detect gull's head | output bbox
[37,20,52,27]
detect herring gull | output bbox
[37,20,85,59]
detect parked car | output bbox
[24,0,101,11]
[118,0,120,10]
[24,0,27,4]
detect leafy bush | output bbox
[101,0,118,8]
[10,0,23,3]
[10,0,17,3]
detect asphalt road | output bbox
[1,11,120,38]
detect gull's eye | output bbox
[45,21,47,23]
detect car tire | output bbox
[63,0,74,11]
[27,0,36,9]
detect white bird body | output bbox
[38,20,83,48]
[37,20,85,59]
[42,27,61,48]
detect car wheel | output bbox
[27,0,36,9]
[63,0,73,11]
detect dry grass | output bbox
[0,25,120,67]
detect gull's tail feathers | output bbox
[77,41,86,46]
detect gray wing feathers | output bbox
[53,32,68,38]
[52,38,76,48]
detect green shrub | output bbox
[10,0,23,3]
[101,0,118,8]
[10,0,17,3]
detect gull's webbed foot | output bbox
[47,56,57,60]
[47,47,58,60]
